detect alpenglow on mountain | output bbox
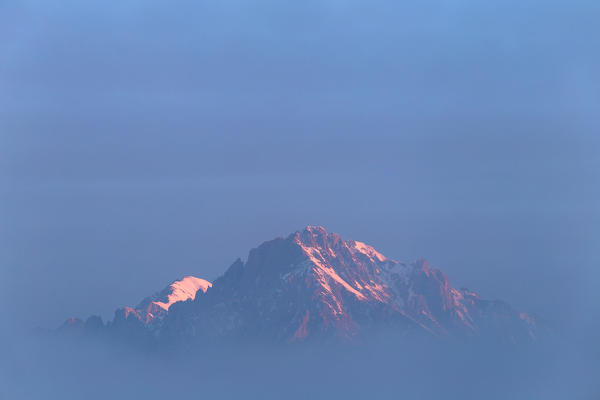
[62,226,541,345]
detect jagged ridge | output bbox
[62,226,540,345]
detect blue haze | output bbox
[0,0,598,380]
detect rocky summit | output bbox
[63,226,541,346]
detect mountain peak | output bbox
[292,225,337,247]
[302,225,327,233]
[291,225,331,242]
[66,226,542,345]
[153,276,212,311]
[290,226,386,263]
[112,276,212,327]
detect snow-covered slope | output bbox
[111,276,212,329]
[153,276,212,311]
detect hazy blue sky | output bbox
[1,0,598,332]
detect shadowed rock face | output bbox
[62,226,541,345]
[160,226,539,344]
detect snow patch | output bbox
[350,241,387,262]
[295,239,366,301]
[153,276,212,311]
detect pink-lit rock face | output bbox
[74,226,541,345]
